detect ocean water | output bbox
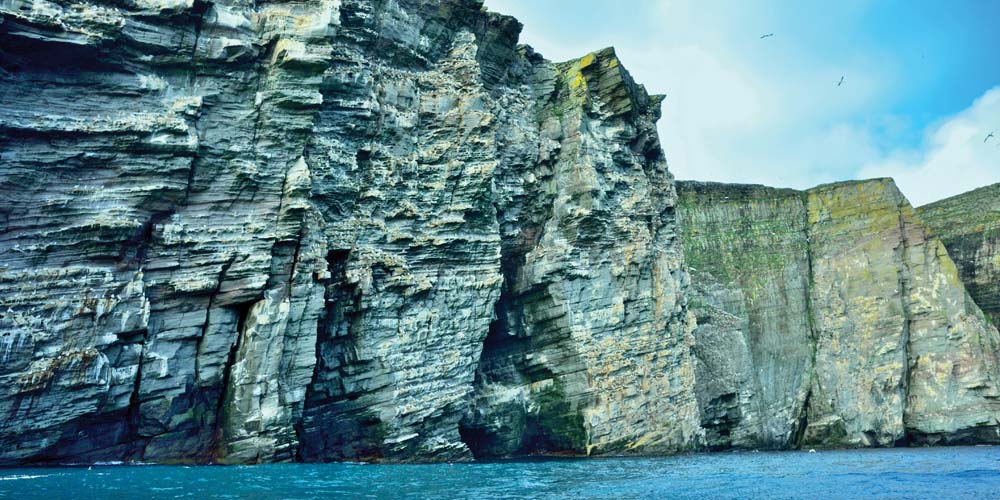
[2,446,999,499]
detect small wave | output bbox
[946,469,1000,479]
[0,474,48,481]
[60,460,156,467]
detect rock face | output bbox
[459,50,700,459]
[2,0,998,466]
[918,183,1000,328]
[0,0,700,464]
[679,179,1000,450]
[680,184,812,449]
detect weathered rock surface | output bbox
[459,49,701,458]
[679,179,1000,450]
[0,0,700,464]
[918,183,1000,328]
[2,0,998,466]
[680,184,812,449]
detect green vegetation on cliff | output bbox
[678,178,1000,450]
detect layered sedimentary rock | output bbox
[459,50,700,458]
[3,0,998,466]
[679,179,1000,450]
[0,0,700,464]
[918,183,1000,328]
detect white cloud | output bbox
[484,0,998,205]
[857,87,1000,206]
[626,1,898,191]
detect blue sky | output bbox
[484,0,1000,205]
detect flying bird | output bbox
[985,131,995,143]
[837,76,845,87]
[760,33,774,39]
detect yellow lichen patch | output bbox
[578,52,597,68]
[806,192,824,225]
[627,432,658,449]
[934,241,963,285]
[293,13,321,29]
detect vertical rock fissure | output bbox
[122,209,177,460]
[186,0,209,77]
[213,301,252,459]
[894,200,915,446]
[458,244,521,458]
[795,191,818,449]
[194,256,237,381]
[243,37,280,188]
[297,248,371,460]
[124,334,149,461]
[793,390,812,449]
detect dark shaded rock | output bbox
[918,183,1000,328]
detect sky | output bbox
[484,0,1000,206]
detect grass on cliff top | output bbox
[917,183,1000,239]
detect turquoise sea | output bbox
[2,446,999,499]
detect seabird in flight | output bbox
[985,131,995,143]
[760,33,774,39]
[837,76,845,87]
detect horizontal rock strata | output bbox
[0,0,701,464]
[460,49,700,459]
[2,0,997,466]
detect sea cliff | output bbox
[1,0,997,465]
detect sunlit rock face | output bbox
[0,0,700,464]
[679,179,1000,451]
